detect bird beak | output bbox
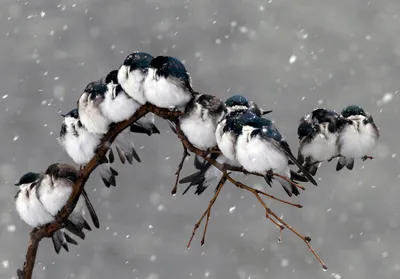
[261,110,273,115]
[59,112,66,117]
[14,182,20,186]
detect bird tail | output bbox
[114,135,141,164]
[303,161,319,176]
[289,170,309,182]
[51,230,78,254]
[275,176,300,197]
[336,157,354,171]
[98,164,118,187]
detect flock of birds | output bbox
[13,51,380,256]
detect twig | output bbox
[187,176,227,248]
[171,144,190,195]
[16,104,182,279]
[172,124,327,270]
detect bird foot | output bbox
[362,155,374,161]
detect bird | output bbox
[233,112,317,196]
[179,93,227,151]
[57,108,121,187]
[77,80,111,135]
[117,51,154,105]
[14,164,99,253]
[215,95,272,162]
[180,95,276,195]
[143,55,196,111]
[336,105,379,171]
[105,69,160,136]
[297,108,345,175]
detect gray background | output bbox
[0,0,399,278]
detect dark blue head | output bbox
[61,108,79,119]
[123,52,154,71]
[45,163,78,183]
[15,172,40,186]
[341,105,366,118]
[236,111,273,128]
[225,95,249,108]
[312,108,340,123]
[223,116,243,136]
[150,56,190,81]
[105,70,119,84]
[84,81,107,103]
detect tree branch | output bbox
[16,104,181,279]
[17,103,327,279]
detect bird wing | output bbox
[258,126,318,186]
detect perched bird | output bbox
[77,80,111,135]
[143,55,196,111]
[336,105,379,171]
[297,108,344,175]
[117,51,154,105]
[180,95,276,195]
[57,108,120,187]
[179,94,226,150]
[215,95,272,162]
[233,112,317,196]
[14,164,100,253]
[105,69,160,136]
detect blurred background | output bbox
[0,0,399,278]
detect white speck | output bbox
[240,233,244,237]
[42,265,46,270]
[54,77,59,81]
[327,208,332,212]
[230,21,237,27]
[126,234,130,239]
[212,20,216,24]
[229,206,236,213]
[106,226,110,230]
[382,251,389,258]
[289,55,297,64]
[301,96,306,101]
[365,34,371,40]
[392,154,396,158]
[331,273,342,279]
[205,271,210,278]
[40,11,45,18]
[150,255,156,262]
[281,258,289,267]
[148,225,153,229]
[62,25,68,30]
[2,260,9,269]
[13,136,19,142]
[259,6,265,11]
[147,273,159,279]
[215,38,221,44]
[317,99,324,105]
[165,157,170,160]
[382,92,393,104]
[72,4,76,8]
[7,225,16,232]
[113,232,118,236]
[239,26,248,33]
[157,204,166,212]
[2,95,8,99]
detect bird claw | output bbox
[362,155,374,161]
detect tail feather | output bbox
[82,189,100,228]
[64,219,85,239]
[276,177,300,197]
[150,124,160,135]
[336,157,346,171]
[179,170,204,184]
[346,157,354,170]
[64,233,78,246]
[51,231,67,254]
[194,155,206,170]
[130,124,152,135]
[290,170,309,182]
[98,165,117,187]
